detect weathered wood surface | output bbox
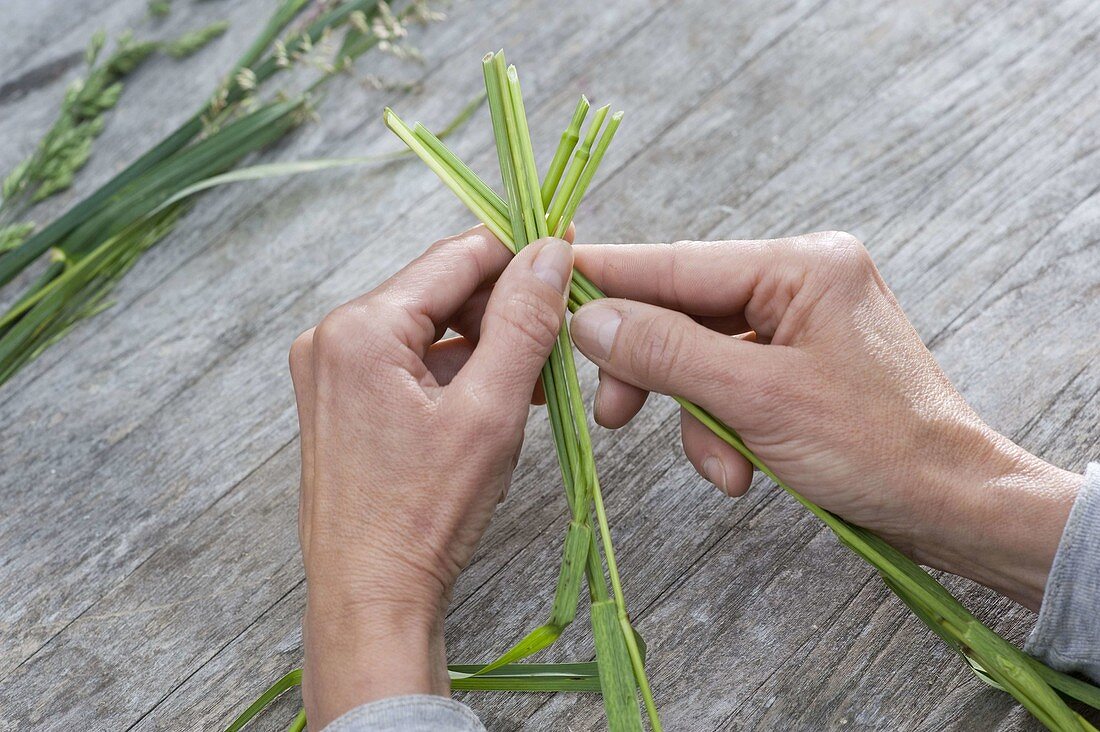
[0,0,1097,729]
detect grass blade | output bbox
[592,600,645,732]
[498,57,660,731]
[550,111,623,238]
[542,96,590,208]
[0,117,201,288]
[0,0,458,387]
[223,668,302,732]
[545,104,608,233]
[453,659,612,692]
[412,123,508,222]
[549,521,593,627]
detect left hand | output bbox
[289,227,574,728]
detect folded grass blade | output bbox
[592,599,645,732]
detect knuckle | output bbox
[627,314,690,387]
[498,289,561,356]
[426,233,463,256]
[313,306,371,368]
[810,230,874,278]
[828,230,871,266]
[669,239,701,250]
[288,329,313,374]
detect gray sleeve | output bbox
[1026,462,1100,682]
[323,695,485,732]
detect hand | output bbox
[569,231,1081,610]
[289,227,574,728]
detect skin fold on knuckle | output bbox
[424,228,499,280]
[426,232,464,255]
[497,288,562,359]
[313,307,368,367]
[316,302,415,380]
[806,230,875,289]
[663,239,704,293]
[624,311,691,390]
[425,230,478,261]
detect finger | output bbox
[444,284,493,343]
[570,298,798,410]
[453,237,572,411]
[573,232,865,339]
[680,407,754,497]
[573,240,763,319]
[423,336,552,403]
[329,226,513,364]
[593,327,755,428]
[443,224,576,343]
[594,371,647,428]
[289,328,317,560]
[424,335,476,386]
[427,329,547,404]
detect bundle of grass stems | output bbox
[0,0,470,387]
[228,51,1100,732]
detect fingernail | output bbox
[702,456,729,495]
[571,303,621,360]
[532,238,573,294]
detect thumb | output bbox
[453,238,572,409]
[570,298,779,410]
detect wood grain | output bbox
[0,0,1097,729]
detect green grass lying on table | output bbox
[230,51,1100,732]
[0,22,225,224]
[0,0,455,387]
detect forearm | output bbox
[903,422,1081,610]
[304,598,449,729]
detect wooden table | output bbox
[2,0,1097,729]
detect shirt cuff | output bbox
[323,694,486,732]
[1026,462,1100,682]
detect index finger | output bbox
[346,225,513,361]
[573,233,869,340]
[572,239,770,317]
[369,223,577,351]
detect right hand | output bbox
[569,231,1081,610]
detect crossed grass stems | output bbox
[230,50,1100,732]
[8,5,1094,726]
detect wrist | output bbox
[303,588,449,729]
[906,425,1080,610]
